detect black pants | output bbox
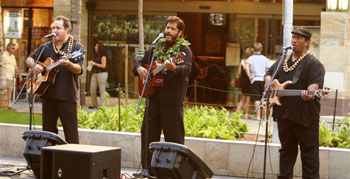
[141,100,185,170]
[42,98,79,144]
[277,118,319,179]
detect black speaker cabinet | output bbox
[40,144,121,179]
[149,142,213,179]
[22,130,67,179]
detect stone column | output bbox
[0,1,7,108]
[320,12,350,115]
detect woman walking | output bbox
[232,47,254,119]
[89,43,108,109]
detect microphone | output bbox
[283,45,293,50]
[44,33,56,38]
[152,33,164,44]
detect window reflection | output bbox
[92,15,169,44]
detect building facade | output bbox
[5,0,344,108]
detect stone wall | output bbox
[320,12,350,116]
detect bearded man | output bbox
[133,16,192,176]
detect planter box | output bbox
[0,123,349,178]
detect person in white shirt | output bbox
[246,42,270,119]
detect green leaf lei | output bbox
[154,37,190,62]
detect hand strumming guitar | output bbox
[31,64,44,75]
[137,66,147,80]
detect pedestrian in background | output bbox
[89,42,108,109]
[246,42,270,119]
[232,47,254,119]
[2,42,22,109]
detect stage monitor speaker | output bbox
[40,144,121,179]
[22,130,67,179]
[149,142,213,179]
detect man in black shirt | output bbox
[133,16,192,176]
[265,28,325,179]
[26,16,84,144]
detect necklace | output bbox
[53,36,74,57]
[283,50,309,72]
[154,37,190,62]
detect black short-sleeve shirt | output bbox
[266,54,325,127]
[29,39,85,103]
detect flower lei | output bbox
[154,37,190,62]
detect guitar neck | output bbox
[276,89,316,97]
[46,60,64,71]
[151,58,175,76]
[152,65,165,76]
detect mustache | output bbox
[165,33,175,38]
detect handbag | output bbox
[231,76,241,88]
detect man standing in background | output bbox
[2,42,22,109]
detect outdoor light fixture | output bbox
[209,13,225,26]
[327,0,349,11]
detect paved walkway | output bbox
[0,157,244,179]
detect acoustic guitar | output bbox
[138,52,186,98]
[26,49,86,96]
[268,79,329,108]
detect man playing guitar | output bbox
[133,16,192,177]
[265,28,325,179]
[25,15,84,144]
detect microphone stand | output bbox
[14,44,47,130]
[135,43,158,178]
[256,47,289,179]
[12,43,47,175]
[136,44,157,114]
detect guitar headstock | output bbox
[315,88,330,98]
[172,52,187,64]
[70,48,87,59]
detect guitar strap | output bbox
[291,55,307,84]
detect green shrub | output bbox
[184,106,247,140]
[319,115,350,149]
[78,103,248,140]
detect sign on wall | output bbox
[4,11,22,39]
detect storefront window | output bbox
[90,14,170,97]
[2,6,53,97]
[93,15,169,44]
[2,8,53,72]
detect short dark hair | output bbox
[165,16,185,35]
[55,15,71,32]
